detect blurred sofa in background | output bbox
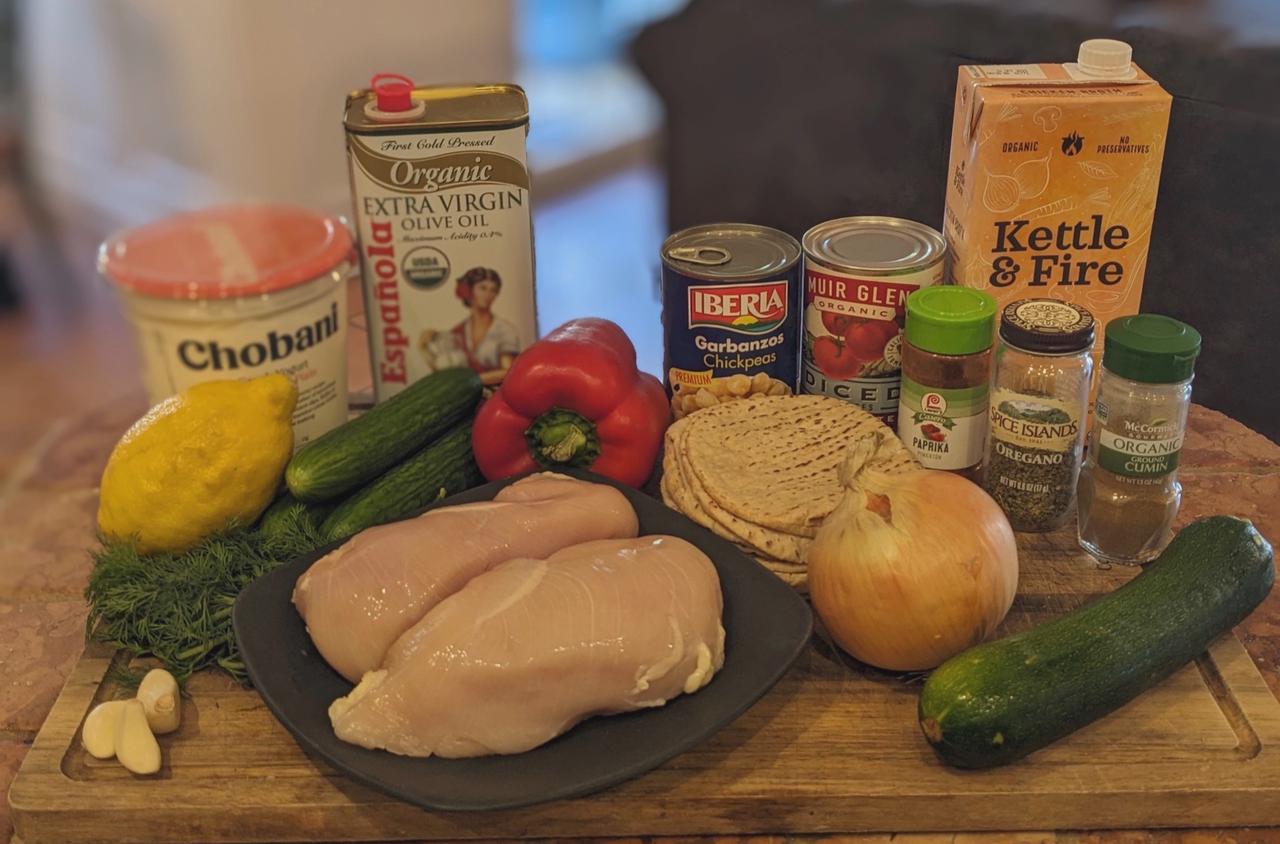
[634,0,1280,439]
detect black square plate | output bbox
[233,468,813,812]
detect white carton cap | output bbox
[1076,39,1136,78]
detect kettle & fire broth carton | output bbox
[943,39,1172,375]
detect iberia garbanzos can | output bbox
[344,74,536,400]
[801,216,947,427]
[98,204,354,449]
[661,223,802,420]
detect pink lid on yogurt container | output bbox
[98,204,355,300]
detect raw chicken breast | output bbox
[293,473,638,682]
[329,536,726,758]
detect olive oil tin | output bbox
[344,75,536,401]
[661,223,802,420]
[800,216,947,427]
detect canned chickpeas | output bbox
[661,224,802,420]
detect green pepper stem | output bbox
[525,408,601,470]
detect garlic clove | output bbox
[136,668,181,735]
[115,699,162,775]
[82,700,128,759]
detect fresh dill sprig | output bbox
[85,505,325,685]
[105,661,149,694]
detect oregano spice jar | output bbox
[984,299,1095,532]
[897,286,997,482]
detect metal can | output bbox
[801,216,947,427]
[661,223,802,420]
[344,75,537,401]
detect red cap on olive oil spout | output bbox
[372,73,415,112]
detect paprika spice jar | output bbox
[897,286,998,482]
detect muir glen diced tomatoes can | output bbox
[661,223,801,420]
[801,216,947,427]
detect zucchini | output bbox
[286,367,481,502]
[320,423,482,541]
[919,516,1274,769]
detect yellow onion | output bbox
[808,431,1018,671]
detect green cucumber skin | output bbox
[286,367,481,503]
[257,492,334,539]
[919,516,1275,769]
[319,423,482,542]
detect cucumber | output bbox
[919,516,1274,769]
[256,492,334,541]
[320,423,482,541]
[286,368,481,503]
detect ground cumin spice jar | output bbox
[1077,314,1201,564]
[897,286,997,482]
[984,300,1094,532]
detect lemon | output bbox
[98,374,298,554]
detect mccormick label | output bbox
[942,55,1171,384]
[345,81,536,401]
[801,260,943,427]
[1095,399,1184,480]
[661,224,801,420]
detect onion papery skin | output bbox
[809,468,1019,672]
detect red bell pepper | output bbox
[471,318,670,488]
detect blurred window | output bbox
[517,0,687,69]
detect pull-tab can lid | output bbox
[661,223,800,282]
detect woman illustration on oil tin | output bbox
[418,267,521,385]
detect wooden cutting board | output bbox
[10,526,1280,843]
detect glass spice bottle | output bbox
[897,286,997,482]
[984,299,1095,532]
[1077,314,1201,564]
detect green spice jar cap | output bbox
[904,286,997,356]
[1103,314,1201,383]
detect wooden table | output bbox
[1,397,1278,843]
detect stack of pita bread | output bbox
[660,395,919,589]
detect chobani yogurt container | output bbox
[99,205,354,448]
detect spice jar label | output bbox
[989,390,1081,451]
[1096,425,1183,478]
[985,388,1084,530]
[898,378,989,470]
